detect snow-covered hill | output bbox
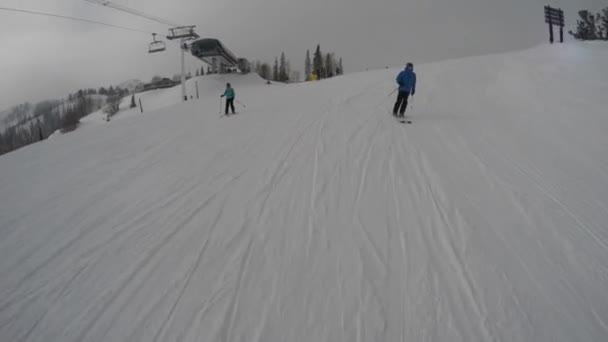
[118,79,144,93]
[1,43,608,342]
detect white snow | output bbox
[1,43,608,342]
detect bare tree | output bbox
[291,70,301,83]
[104,95,121,121]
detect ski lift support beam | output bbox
[166,26,199,40]
[166,25,199,102]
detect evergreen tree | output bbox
[108,86,116,96]
[570,10,599,40]
[325,53,335,78]
[279,52,289,82]
[601,8,608,40]
[305,49,312,81]
[196,69,200,77]
[130,95,137,109]
[313,45,323,79]
[273,57,279,81]
[201,66,205,75]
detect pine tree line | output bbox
[306,44,343,81]
[251,52,294,83]
[569,7,608,40]
[250,45,343,83]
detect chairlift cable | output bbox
[83,0,181,27]
[0,6,162,36]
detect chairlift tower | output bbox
[84,0,198,102]
[167,26,200,101]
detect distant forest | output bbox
[251,44,343,82]
[1,83,136,156]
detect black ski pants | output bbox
[393,91,410,116]
[225,98,235,114]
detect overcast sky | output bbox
[0,0,603,110]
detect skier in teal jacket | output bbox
[221,83,235,115]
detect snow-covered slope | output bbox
[1,43,608,342]
[81,73,268,125]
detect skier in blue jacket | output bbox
[393,63,416,118]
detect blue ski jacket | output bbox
[396,69,417,94]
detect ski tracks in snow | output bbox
[3,52,608,341]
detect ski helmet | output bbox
[406,63,414,70]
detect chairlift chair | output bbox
[148,33,166,53]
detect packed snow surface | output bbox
[1,43,608,342]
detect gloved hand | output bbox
[220,95,225,98]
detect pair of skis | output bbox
[394,114,412,124]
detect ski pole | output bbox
[219,97,222,115]
[387,88,398,97]
[235,99,247,108]
[410,95,414,111]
